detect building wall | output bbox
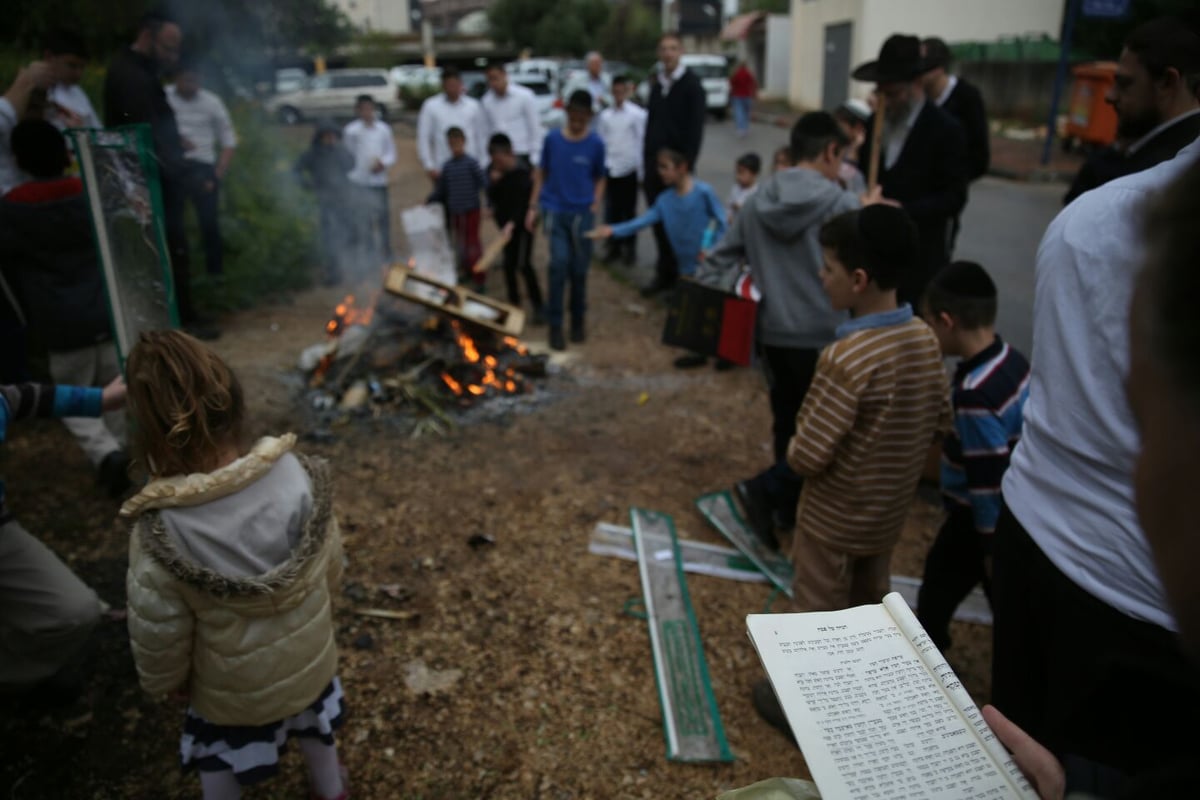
[763,14,791,99]
[331,0,413,34]
[788,0,1063,110]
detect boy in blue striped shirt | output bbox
[916,260,1030,652]
[428,126,487,289]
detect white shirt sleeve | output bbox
[416,98,436,171]
[379,124,396,168]
[635,107,647,181]
[472,102,488,165]
[211,93,238,150]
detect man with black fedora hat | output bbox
[853,34,968,307]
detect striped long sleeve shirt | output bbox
[940,336,1030,534]
[428,154,486,214]
[787,306,951,555]
[1,383,102,523]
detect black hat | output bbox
[852,34,931,83]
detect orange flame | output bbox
[439,322,528,399]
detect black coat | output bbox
[859,102,968,303]
[643,68,707,169]
[1063,111,1200,205]
[940,78,990,181]
[103,48,186,183]
[0,180,111,352]
[486,164,532,226]
[295,135,355,204]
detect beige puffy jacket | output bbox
[121,435,343,726]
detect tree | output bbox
[739,0,788,13]
[599,2,661,69]
[489,0,611,57]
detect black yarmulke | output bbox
[856,205,918,273]
[933,260,997,300]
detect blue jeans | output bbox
[544,209,593,330]
[732,96,752,134]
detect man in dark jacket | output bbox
[103,11,215,339]
[1063,15,1200,206]
[854,34,968,306]
[921,38,989,182]
[0,120,130,496]
[640,32,707,297]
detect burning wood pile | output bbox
[300,285,549,436]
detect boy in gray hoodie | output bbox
[696,111,880,548]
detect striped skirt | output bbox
[180,677,346,786]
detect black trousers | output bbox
[182,162,223,276]
[161,178,197,324]
[991,501,1200,778]
[744,344,819,526]
[642,169,676,285]
[501,225,543,310]
[916,504,991,651]
[606,172,638,256]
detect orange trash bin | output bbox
[1065,61,1118,149]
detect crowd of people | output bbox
[2,8,1200,800]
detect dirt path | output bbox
[0,130,992,799]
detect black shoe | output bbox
[640,276,676,298]
[531,307,547,327]
[714,358,737,371]
[673,353,707,369]
[183,322,220,341]
[98,450,133,498]
[549,327,566,351]
[752,679,796,745]
[735,479,779,551]
[570,321,585,343]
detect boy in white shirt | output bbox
[344,94,397,273]
[42,30,101,131]
[596,75,646,265]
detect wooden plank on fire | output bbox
[384,264,525,336]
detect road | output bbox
[630,117,1065,356]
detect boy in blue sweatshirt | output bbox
[589,146,726,367]
[916,260,1030,653]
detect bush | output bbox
[399,82,440,110]
[187,102,319,311]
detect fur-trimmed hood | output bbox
[121,435,334,598]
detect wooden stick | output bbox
[353,607,420,621]
[471,223,513,276]
[867,94,886,190]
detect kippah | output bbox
[934,260,997,299]
[856,205,918,271]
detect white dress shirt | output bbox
[342,118,396,187]
[933,74,958,108]
[47,84,101,130]
[416,93,487,172]
[883,99,924,170]
[1003,138,1200,630]
[657,64,687,95]
[597,101,647,179]
[166,86,238,165]
[481,82,542,162]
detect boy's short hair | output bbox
[656,147,688,167]
[446,126,465,140]
[818,206,918,291]
[790,111,851,162]
[923,261,998,329]
[442,65,462,81]
[1125,15,1200,96]
[488,132,513,154]
[354,94,374,107]
[11,120,70,179]
[44,29,87,59]
[566,89,593,113]
[736,152,761,174]
[660,31,683,45]
[612,74,631,86]
[484,60,506,73]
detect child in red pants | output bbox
[428,126,487,289]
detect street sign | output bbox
[1082,0,1131,18]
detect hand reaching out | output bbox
[584,225,613,240]
[981,705,1065,800]
[102,375,127,412]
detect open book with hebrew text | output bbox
[747,593,1036,800]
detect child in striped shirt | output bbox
[915,261,1030,653]
[784,205,951,613]
[428,126,487,289]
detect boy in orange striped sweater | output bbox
[787,205,951,613]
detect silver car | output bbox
[265,68,397,124]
